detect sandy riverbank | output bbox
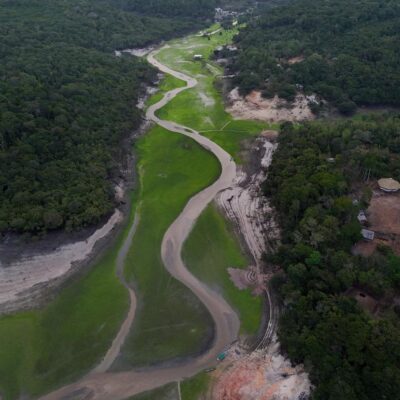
[227,88,316,123]
[0,101,153,315]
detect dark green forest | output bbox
[266,115,400,399]
[232,0,400,114]
[120,0,217,18]
[0,0,215,235]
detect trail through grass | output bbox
[0,205,134,399]
[183,205,262,335]
[154,29,269,161]
[128,383,178,400]
[115,26,266,368]
[113,126,219,368]
[0,24,270,399]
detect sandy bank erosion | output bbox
[227,88,315,123]
[0,210,122,314]
[217,135,280,264]
[213,338,311,400]
[0,76,154,316]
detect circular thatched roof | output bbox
[378,178,400,192]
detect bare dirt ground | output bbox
[0,210,122,314]
[226,88,315,123]
[217,136,280,264]
[368,191,400,235]
[214,134,311,400]
[353,190,400,256]
[0,87,152,316]
[212,338,311,400]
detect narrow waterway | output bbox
[40,44,243,400]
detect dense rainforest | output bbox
[266,114,400,399]
[0,0,216,235]
[232,0,400,114]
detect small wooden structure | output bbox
[361,228,375,241]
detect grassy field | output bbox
[114,126,219,368]
[183,205,262,334]
[0,204,135,399]
[154,28,270,163]
[128,373,210,400]
[181,372,211,400]
[0,24,269,399]
[115,26,266,368]
[155,25,264,336]
[129,383,178,400]
[146,74,186,107]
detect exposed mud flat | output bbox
[226,88,315,123]
[216,133,311,399]
[217,135,280,264]
[213,338,311,400]
[115,47,154,57]
[0,210,122,314]
[0,87,152,315]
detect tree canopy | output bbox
[266,114,400,399]
[0,0,215,235]
[231,0,400,114]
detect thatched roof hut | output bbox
[378,178,400,192]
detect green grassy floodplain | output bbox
[183,205,262,335]
[128,383,178,400]
[114,125,219,368]
[154,27,271,163]
[0,202,135,399]
[0,23,271,399]
[181,371,211,400]
[129,372,210,400]
[116,25,266,368]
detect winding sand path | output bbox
[40,46,240,400]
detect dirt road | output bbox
[39,47,240,400]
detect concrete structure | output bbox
[378,178,400,192]
[361,229,375,241]
[357,210,368,224]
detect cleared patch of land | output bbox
[353,190,400,256]
[368,192,400,235]
[227,88,315,123]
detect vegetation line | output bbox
[92,211,140,373]
[38,39,253,400]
